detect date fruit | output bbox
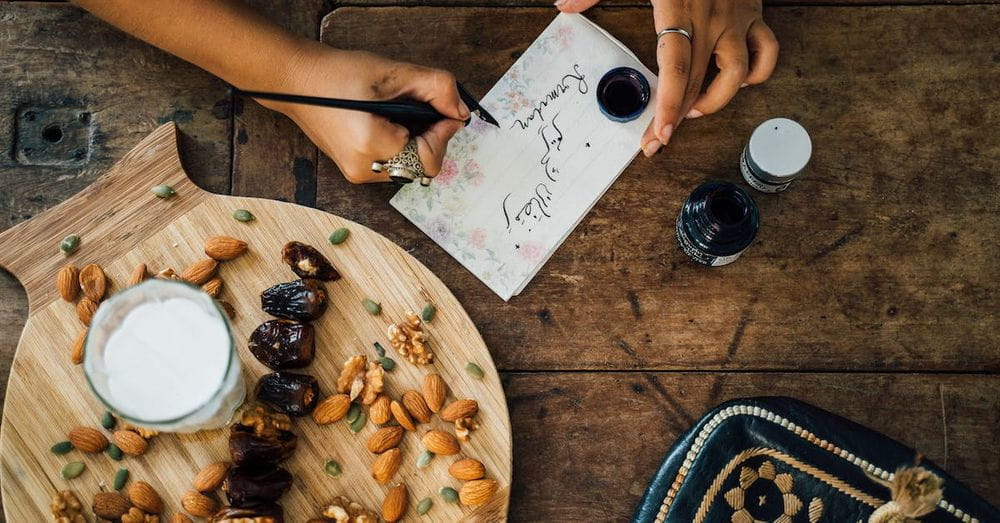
[255,372,319,417]
[282,241,340,281]
[223,466,292,506]
[229,429,297,467]
[248,320,315,370]
[211,502,284,523]
[261,280,328,321]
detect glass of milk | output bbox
[83,279,245,433]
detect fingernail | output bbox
[686,109,703,119]
[642,139,662,157]
[458,101,471,120]
[659,124,674,145]
[740,82,749,88]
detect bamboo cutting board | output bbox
[0,123,511,522]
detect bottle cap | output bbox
[596,67,650,123]
[745,118,812,184]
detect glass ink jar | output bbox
[675,181,760,266]
[740,118,812,193]
[596,67,650,122]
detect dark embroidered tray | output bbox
[632,397,999,523]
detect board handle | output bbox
[0,122,208,310]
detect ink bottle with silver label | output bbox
[675,181,760,266]
[740,118,812,193]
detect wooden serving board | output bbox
[0,123,511,522]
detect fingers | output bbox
[745,20,778,86]
[554,0,600,13]
[650,0,696,147]
[686,32,749,118]
[340,117,409,184]
[415,119,464,176]
[400,67,470,122]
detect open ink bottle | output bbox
[596,67,650,122]
[675,181,760,266]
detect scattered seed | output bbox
[417,497,433,515]
[50,441,74,455]
[421,303,437,323]
[232,209,255,222]
[328,228,350,245]
[346,403,361,424]
[361,298,381,315]
[101,411,116,430]
[107,443,123,461]
[379,357,396,371]
[324,460,342,478]
[439,487,459,503]
[151,184,176,198]
[60,235,80,255]
[417,450,435,469]
[465,362,485,380]
[348,412,367,433]
[61,461,86,480]
[374,341,386,358]
[112,468,129,490]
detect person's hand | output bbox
[258,46,469,183]
[557,0,778,156]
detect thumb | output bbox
[415,119,464,176]
[556,0,600,13]
[401,67,470,122]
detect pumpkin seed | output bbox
[439,487,459,503]
[374,341,386,358]
[60,235,80,255]
[361,298,381,315]
[50,441,74,455]
[348,412,367,433]
[379,356,396,371]
[61,461,86,480]
[346,402,361,424]
[421,303,437,322]
[324,460,342,478]
[232,209,255,222]
[417,497,433,515]
[107,443,123,461]
[465,362,485,380]
[416,450,435,469]
[101,411,116,430]
[112,468,129,490]
[328,228,350,245]
[151,184,176,198]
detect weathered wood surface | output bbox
[319,6,1000,372]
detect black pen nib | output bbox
[476,108,500,128]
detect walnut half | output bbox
[387,312,434,365]
[320,495,378,523]
[455,416,480,442]
[335,356,384,405]
[50,490,85,523]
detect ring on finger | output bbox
[384,139,428,185]
[656,27,693,44]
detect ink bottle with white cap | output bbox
[740,118,812,193]
[676,181,760,267]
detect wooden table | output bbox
[1,1,997,520]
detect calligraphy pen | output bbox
[236,83,499,128]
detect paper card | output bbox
[391,13,656,300]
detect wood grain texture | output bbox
[0,124,511,522]
[318,6,1000,372]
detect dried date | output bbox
[248,320,315,370]
[223,465,292,506]
[212,502,284,523]
[281,241,340,281]
[254,372,319,417]
[261,280,328,321]
[229,428,297,467]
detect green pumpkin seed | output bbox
[60,235,80,255]
[61,461,86,480]
[362,298,381,315]
[417,497,433,516]
[232,209,255,222]
[465,362,485,380]
[421,303,437,323]
[348,412,367,433]
[439,487,459,503]
[417,450,435,469]
[324,460,342,478]
[151,184,176,198]
[112,468,129,490]
[101,411,116,430]
[379,356,396,371]
[328,228,350,245]
[50,441,74,455]
[374,341,386,358]
[107,443,123,461]
[346,402,361,424]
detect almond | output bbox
[422,373,447,413]
[128,481,163,513]
[402,390,432,424]
[128,262,148,286]
[173,514,194,523]
[77,297,98,326]
[57,264,79,302]
[218,300,236,319]
[201,277,223,298]
[390,400,416,431]
[180,259,218,285]
[440,399,479,422]
[68,426,108,453]
[422,430,460,455]
[181,490,218,517]
[312,394,352,425]
[70,328,87,365]
[193,461,230,492]
[204,236,248,261]
[449,458,486,480]
[114,430,148,456]
[371,448,402,485]
[460,479,499,506]
[366,426,405,454]
[382,483,408,522]
[369,394,391,425]
[79,263,107,302]
[92,491,131,519]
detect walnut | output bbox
[321,495,378,523]
[121,507,159,523]
[360,362,384,406]
[387,312,433,365]
[119,421,159,439]
[335,356,384,404]
[154,267,181,281]
[455,416,480,442]
[238,404,292,436]
[50,490,85,523]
